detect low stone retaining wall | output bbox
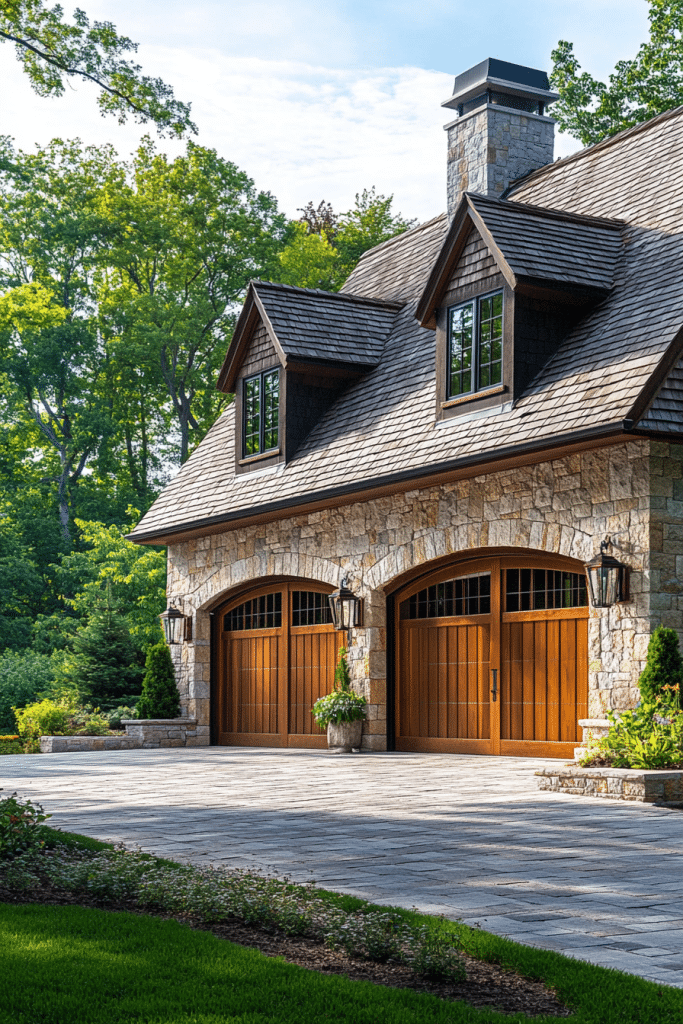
[40,718,199,754]
[537,766,683,803]
[573,718,610,760]
[121,719,200,748]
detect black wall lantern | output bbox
[328,577,361,634]
[159,605,192,644]
[584,538,628,608]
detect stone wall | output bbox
[166,438,683,749]
[446,105,555,218]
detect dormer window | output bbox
[448,290,503,399]
[244,368,280,457]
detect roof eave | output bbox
[128,419,634,546]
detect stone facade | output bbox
[165,438,683,750]
[446,105,555,218]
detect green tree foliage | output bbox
[99,138,289,463]
[0,138,121,544]
[551,1,683,145]
[0,0,195,136]
[57,515,166,651]
[136,641,179,719]
[277,189,415,293]
[638,624,683,707]
[68,587,143,707]
[0,649,57,731]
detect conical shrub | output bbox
[137,642,181,720]
[638,625,683,708]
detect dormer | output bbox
[217,281,400,474]
[416,193,624,422]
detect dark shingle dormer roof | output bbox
[466,193,624,291]
[418,193,624,326]
[216,280,401,392]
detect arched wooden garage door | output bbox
[215,582,343,748]
[395,555,588,758]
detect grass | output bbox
[3,826,683,1023]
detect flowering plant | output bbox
[311,647,366,728]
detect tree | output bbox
[100,138,290,463]
[276,188,415,293]
[0,138,121,544]
[551,1,683,145]
[0,0,195,137]
[137,641,180,719]
[68,584,143,706]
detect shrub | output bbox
[637,625,683,707]
[107,705,138,730]
[0,650,58,733]
[14,695,77,748]
[137,643,180,719]
[0,791,50,858]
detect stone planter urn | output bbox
[327,719,363,753]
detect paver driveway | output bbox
[4,747,683,987]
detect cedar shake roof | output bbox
[131,105,683,543]
[217,281,401,392]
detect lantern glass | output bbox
[160,606,185,644]
[584,551,625,608]
[328,584,359,632]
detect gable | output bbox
[443,226,503,301]
[240,320,281,379]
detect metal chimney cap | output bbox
[442,58,559,111]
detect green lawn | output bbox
[2,827,683,1023]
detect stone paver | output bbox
[4,747,683,986]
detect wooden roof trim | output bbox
[129,420,632,545]
[627,320,683,426]
[416,201,477,328]
[216,284,286,394]
[465,200,518,290]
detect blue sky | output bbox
[1,0,651,221]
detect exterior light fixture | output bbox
[159,606,192,644]
[328,577,361,634]
[584,538,628,608]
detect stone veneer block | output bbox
[122,719,199,750]
[536,766,683,802]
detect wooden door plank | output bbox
[546,619,560,742]
[522,621,535,740]
[534,620,547,742]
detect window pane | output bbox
[505,569,587,611]
[403,573,491,619]
[244,376,261,456]
[477,291,503,391]
[263,370,279,451]
[448,303,474,397]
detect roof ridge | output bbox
[507,103,683,193]
[252,278,403,310]
[467,192,625,230]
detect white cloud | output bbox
[0,47,585,224]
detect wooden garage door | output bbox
[216,584,343,748]
[395,556,589,758]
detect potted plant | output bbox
[312,647,366,753]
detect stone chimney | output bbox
[443,58,558,218]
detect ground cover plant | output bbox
[3,796,683,1023]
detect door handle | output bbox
[491,669,498,702]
